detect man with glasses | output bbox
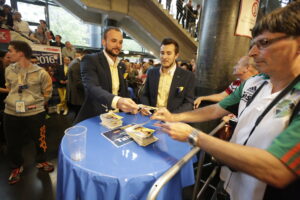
[151,2,300,199]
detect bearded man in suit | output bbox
[75,27,138,123]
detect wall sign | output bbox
[235,0,260,38]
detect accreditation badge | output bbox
[15,100,25,112]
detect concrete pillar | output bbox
[193,0,254,132]
[195,0,251,97]
[90,25,101,48]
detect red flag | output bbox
[0,29,11,43]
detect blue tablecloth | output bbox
[57,113,195,200]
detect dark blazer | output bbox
[75,52,129,123]
[50,41,65,49]
[67,58,84,106]
[140,66,195,113]
[0,63,7,110]
[0,11,13,28]
[55,65,68,88]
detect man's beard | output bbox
[105,48,120,57]
[162,60,176,69]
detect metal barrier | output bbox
[147,121,226,200]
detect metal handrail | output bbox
[146,121,226,200]
[3,26,36,43]
[196,165,219,199]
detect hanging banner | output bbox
[235,0,260,38]
[0,29,11,43]
[31,44,62,68]
[0,30,61,68]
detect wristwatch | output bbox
[187,129,200,146]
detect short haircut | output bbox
[181,62,192,71]
[49,31,55,39]
[103,27,122,40]
[3,4,11,9]
[56,35,62,39]
[40,19,47,25]
[13,11,21,16]
[252,1,300,38]
[160,38,179,54]
[9,40,32,59]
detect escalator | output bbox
[54,0,198,60]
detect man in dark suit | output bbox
[140,38,195,113]
[50,35,65,49]
[67,49,91,120]
[75,27,139,123]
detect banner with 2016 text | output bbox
[31,44,62,68]
[235,0,260,38]
[0,30,62,68]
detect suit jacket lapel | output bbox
[117,64,126,95]
[99,52,112,92]
[168,67,181,106]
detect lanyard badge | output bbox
[16,100,25,112]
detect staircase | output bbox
[54,0,198,60]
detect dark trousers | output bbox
[176,8,183,21]
[4,112,47,169]
[0,110,5,145]
[166,0,172,11]
[69,104,82,124]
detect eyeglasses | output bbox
[250,35,292,50]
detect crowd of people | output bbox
[0,1,77,58]
[0,4,198,186]
[159,0,202,38]
[0,0,299,200]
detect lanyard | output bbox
[17,69,28,95]
[242,75,300,145]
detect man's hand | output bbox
[117,98,139,114]
[140,108,152,116]
[155,122,194,142]
[151,108,175,122]
[60,80,66,84]
[194,96,204,109]
[222,114,235,123]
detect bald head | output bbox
[233,56,259,82]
